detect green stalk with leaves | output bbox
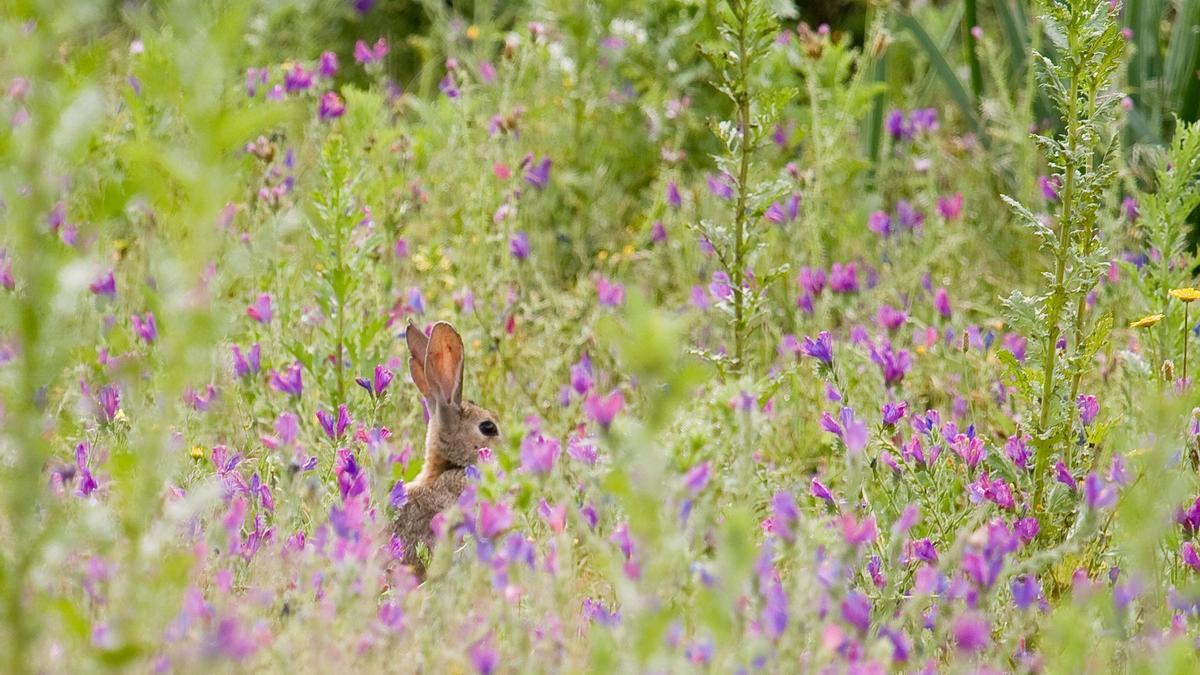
[1000,0,1124,506]
[697,0,793,377]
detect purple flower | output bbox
[828,262,858,293]
[524,156,551,189]
[89,269,116,297]
[1077,394,1099,426]
[246,293,272,324]
[318,51,338,78]
[1054,460,1077,491]
[705,173,735,200]
[355,364,394,398]
[509,231,530,260]
[269,362,304,397]
[1004,433,1031,470]
[667,181,682,208]
[595,276,625,307]
[933,287,952,318]
[881,401,907,425]
[840,407,869,454]
[316,404,351,440]
[438,74,460,99]
[896,200,924,231]
[885,108,911,140]
[840,592,871,633]
[684,462,712,494]
[771,491,798,542]
[764,194,800,224]
[1015,517,1039,544]
[868,210,892,237]
[1183,542,1200,571]
[318,92,345,120]
[131,312,158,344]
[870,340,911,387]
[708,271,733,302]
[569,353,593,396]
[1011,574,1040,610]
[876,304,906,331]
[283,63,313,92]
[584,390,624,429]
[520,431,561,475]
[952,613,990,652]
[951,433,985,471]
[797,266,825,297]
[800,332,833,364]
[1122,196,1139,222]
[809,477,833,503]
[388,479,407,508]
[231,343,261,379]
[469,635,498,675]
[1084,472,1117,510]
[1038,175,1061,201]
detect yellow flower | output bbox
[1170,287,1200,302]
[1129,313,1164,328]
[466,25,480,41]
[190,445,206,460]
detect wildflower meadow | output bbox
[6,0,1200,671]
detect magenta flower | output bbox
[1004,433,1031,470]
[1038,175,1062,201]
[469,635,498,675]
[828,262,858,293]
[509,231,530,260]
[570,354,593,395]
[876,304,906,331]
[246,293,273,324]
[477,501,513,539]
[520,430,561,474]
[951,433,985,471]
[584,390,624,429]
[797,266,825,297]
[318,91,345,120]
[131,312,158,344]
[764,194,800,224]
[868,210,892,237]
[937,193,964,221]
[0,250,12,290]
[354,38,389,64]
[269,362,304,397]
[595,275,625,307]
[1122,196,1139,222]
[952,613,990,652]
[89,269,116,296]
[934,287,952,317]
[651,220,667,244]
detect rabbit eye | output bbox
[479,420,499,437]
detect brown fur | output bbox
[394,321,499,579]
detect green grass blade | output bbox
[994,0,1028,80]
[898,13,982,136]
[964,0,984,101]
[1165,0,1200,123]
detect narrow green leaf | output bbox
[898,14,982,136]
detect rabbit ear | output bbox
[405,322,431,399]
[424,321,464,406]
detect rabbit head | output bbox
[405,321,500,472]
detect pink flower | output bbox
[584,390,624,429]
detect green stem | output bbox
[731,0,753,375]
[963,0,983,102]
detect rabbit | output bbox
[393,320,500,579]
